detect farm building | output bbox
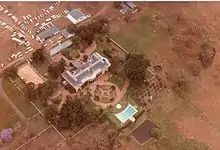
[50,40,73,56]
[62,52,111,92]
[61,29,75,39]
[36,26,60,42]
[67,9,90,24]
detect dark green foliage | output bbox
[125,54,150,83]
[48,59,65,79]
[32,48,45,63]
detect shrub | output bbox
[150,128,160,139]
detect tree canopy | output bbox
[58,100,90,129]
[32,48,45,63]
[125,54,150,82]
[48,59,65,79]
[24,80,58,103]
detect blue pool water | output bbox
[115,104,138,123]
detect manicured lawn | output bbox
[2,77,37,118]
[108,74,126,90]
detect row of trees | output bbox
[45,98,93,130]
[69,18,109,49]
[24,80,58,105]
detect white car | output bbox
[46,18,51,22]
[4,10,8,14]
[8,13,12,16]
[23,16,26,20]
[0,6,4,11]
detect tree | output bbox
[24,82,37,100]
[48,59,65,79]
[45,106,58,125]
[32,48,45,63]
[24,80,58,103]
[114,2,122,8]
[125,54,150,82]
[199,43,216,68]
[58,99,90,129]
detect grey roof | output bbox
[50,40,73,56]
[36,26,60,40]
[68,9,86,20]
[62,53,111,88]
[71,60,84,69]
[61,29,75,39]
[126,2,137,9]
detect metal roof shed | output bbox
[36,26,60,41]
[126,2,137,9]
[50,40,73,56]
[61,29,75,39]
[67,9,88,24]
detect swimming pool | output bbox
[115,104,138,124]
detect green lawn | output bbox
[2,77,37,118]
[108,74,125,90]
[110,15,164,56]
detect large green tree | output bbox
[58,99,90,129]
[32,48,45,63]
[125,54,150,82]
[48,59,65,79]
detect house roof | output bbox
[61,29,75,39]
[62,52,111,89]
[126,2,137,9]
[68,9,86,20]
[36,26,60,40]
[50,40,73,56]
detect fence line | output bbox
[16,125,52,150]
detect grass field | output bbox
[2,77,37,118]
[111,16,155,54]
[0,97,20,129]
[144,90,209,150]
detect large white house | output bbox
[62,52,111,92]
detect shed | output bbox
[50,40,73,56]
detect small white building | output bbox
[67,9,89,25]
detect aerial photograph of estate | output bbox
[0,1,219,150]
